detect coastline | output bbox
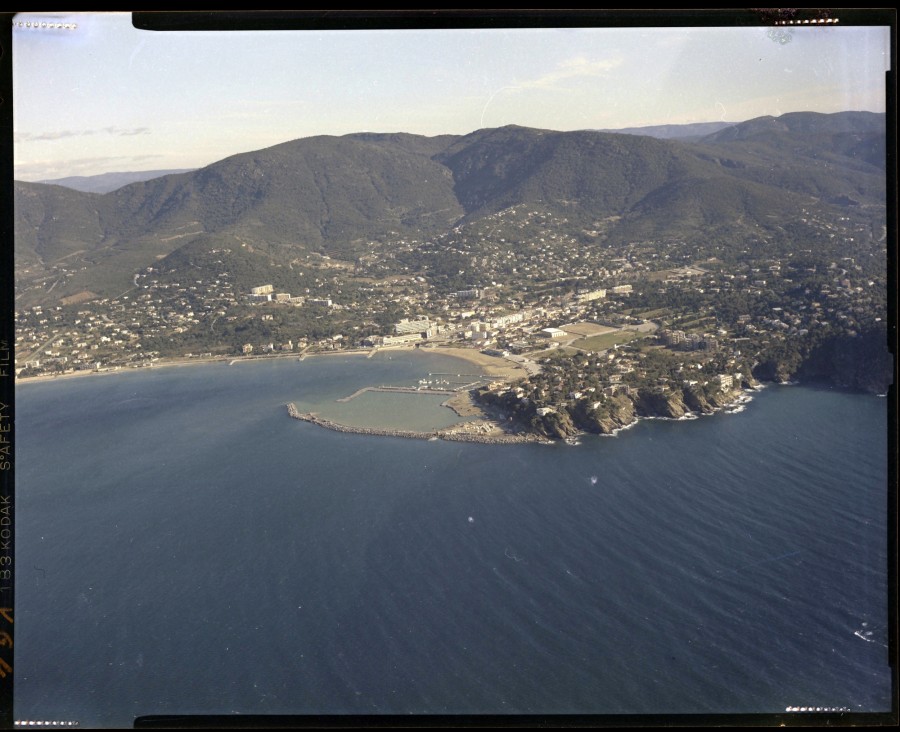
[598,389,759,438]
[15,350,370,385]
[15,344,526,386]
[286,402,549,445]
[412,344,527,379]
[15,355,255,385]
[285,384,758,446]
[19,347,770,445]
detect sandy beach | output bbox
[15,355,243,385]
[415,345,526,379]
[15,344,527,385]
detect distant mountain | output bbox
[697,111,885,168]
[698,110,884,144]
[37,169,196,194]
[599,121,735,140]
[14,111,886,306]
[692,110,886,202]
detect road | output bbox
[19,333,63,363]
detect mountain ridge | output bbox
[14,111,886,306]
[37,169,197,194]
[598,120,735,140]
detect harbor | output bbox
[285,403,547,444]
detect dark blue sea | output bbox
[13,353,892,726]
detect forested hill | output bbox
[15,111,885,304]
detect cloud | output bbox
[478,56,624,125]
[15,129,81,142]
[518,56,623,91]
[14,126,150,143]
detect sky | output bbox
[12,12,892,181]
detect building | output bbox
[684,333,702,350]
[394,318,432,335]
[575,289,606,303]
[248,284,273,302]
[540,327,568,339]
[489,312,525,328]
[452,288,482,300]
[382,333,426,346]
[715,374,734,390]
[662,329,686,346]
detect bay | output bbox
[13,353,891,726]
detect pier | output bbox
[337,385,461,403]
[428,372,492,378]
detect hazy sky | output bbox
[12,12,891,181]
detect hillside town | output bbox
[15,200,888,437]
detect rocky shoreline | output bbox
[285,403,549,445]
[597,388,760,437]
[286,381,761,445]
[474,377,763,440]
[586,384,755,436]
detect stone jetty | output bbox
[285,403,547,445]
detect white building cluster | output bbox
[248,284,305,305]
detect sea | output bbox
[12,351,892,726]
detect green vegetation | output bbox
[16,111,885,309]
[14,112,889,410]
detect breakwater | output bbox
[285,403,547,444]
[336,385,458,403]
